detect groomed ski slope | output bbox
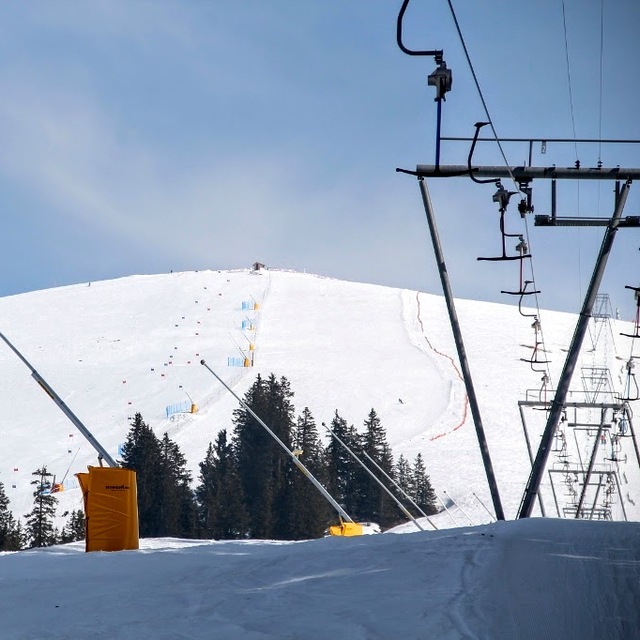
[0,518,638,639]
[0,268,638,527]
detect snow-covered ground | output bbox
[1,518,638,639]
[0,268,638,638]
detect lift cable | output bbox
[597,0,605,167]
[522,214,555,389]
[560,0,579,162]
[445,0,518,193]
[446,0,556,390]
[620,286,640,402]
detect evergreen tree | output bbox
[157,432,196,538]
[411,453,438,516]
[0,481,21,551]
[24,467,58,548]
[324,411,360,516]
[196,441,218,538]
[0,480,13,549]
[211,430,248,539]
[8,520,25,551]
[357,409,397,528]
[120,413,163,537]
[196,430,248,540]
[232,374,296,539]
[395,454,412,497]
[289,407,331,539]
[60,509,85,543]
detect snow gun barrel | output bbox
[199,359,354,523]
[0,330,118,468]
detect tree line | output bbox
[0,467,85,551]
[0,372,438,548]
[123,373,437,540]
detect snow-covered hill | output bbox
[0,268,638,528]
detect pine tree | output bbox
[357,409,397,528]
[60,509,85,543]
[196,430,248,540]
[411,453,438,515]
[324,411,360,516]
[8,520,25,551]
[289,407,331,539]
[196,442,218,538]
[24,467,58,548]
[0,481,21,551]
[395,454,412,496]
[120,413,163,537]
[0,480,12,549]
[211,430,248,539]
[232,374,296,539]
[157,432,196,538]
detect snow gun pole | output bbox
[473,492,497,523]
[443,490,475,525]
[200,359,353,523]
[228,333,247,359]
[0,331,118,468]
[324,424,425,532]
[357,446,438,530]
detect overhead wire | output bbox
[597,0,605,167]
[444,0,518,193]
[560,0,583,306]
[596,0,605,228]
[561,0,579,162]
[445,0,555,389]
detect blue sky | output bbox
[1,1,638,319]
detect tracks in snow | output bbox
[414,291,469,441]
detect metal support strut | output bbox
[417,177,505,520]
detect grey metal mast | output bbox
[0,331,118,467]
[200,359,354,523]
[324,423,426,531]
[417,178,505,521]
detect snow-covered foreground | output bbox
[1,518,638,639]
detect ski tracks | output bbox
[411,291,469,441]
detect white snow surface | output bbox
[1,268,639,638]
[1,519,639,639]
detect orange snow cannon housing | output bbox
[76,466,139,552]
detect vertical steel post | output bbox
[435,99,443,169]
[417,177,505,520]
[518,403,546,516]
[549,471,561,517]
[574,411,606,517]
[518,179,632,518]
